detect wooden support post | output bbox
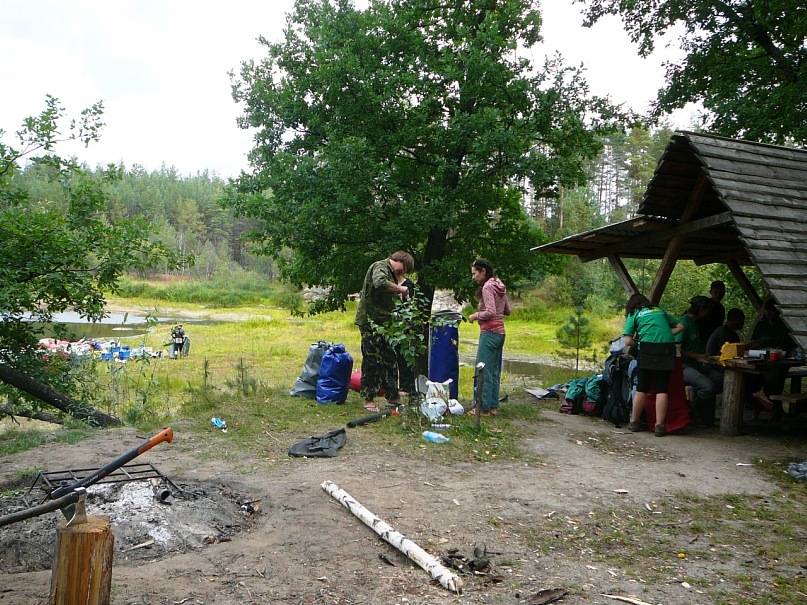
[720,369,746,436]
[648,173,707,305]
[50,515,114,605]
[607,254,638,296]
[474,362,485,433]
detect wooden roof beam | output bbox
[579,211,733,262]
[607,254,639,297]
[727,260,763,312]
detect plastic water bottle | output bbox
[422,430,450,444]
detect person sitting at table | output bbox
[678,296,724,427]
[698,280,726,344]
[747,299,797,421]
[748,299,797,353]
[705,307,745,357]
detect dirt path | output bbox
[2,409,805,604]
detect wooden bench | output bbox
[769,367,807,413]
[768,393,807,413]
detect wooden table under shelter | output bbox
[703,356,806,436]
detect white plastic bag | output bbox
[421,378,453,420]
[426,378,452,401]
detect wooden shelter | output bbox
[532,131,807,352]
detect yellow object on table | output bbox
[719,342,745,364]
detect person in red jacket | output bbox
[468,259,510,416]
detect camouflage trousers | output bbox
[359,328,399,402]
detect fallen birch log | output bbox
[321,480,463,594]
[600,594,655,605]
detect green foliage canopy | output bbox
[226,0,620,311]
[578,0,807,144]
[0,96,183,410]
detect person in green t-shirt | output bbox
[622,294,684,436]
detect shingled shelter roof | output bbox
[532,131,807,351]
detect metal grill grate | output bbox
[23,463,180,507]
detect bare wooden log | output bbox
[0,362,120,427]
[50,515,115,605]
[321,480,463,594]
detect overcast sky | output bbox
[1,0,692,179]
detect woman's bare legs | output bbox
[655,393,668,426]
[630,391,646,423]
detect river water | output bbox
[28,311,183,340]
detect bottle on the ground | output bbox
[421,430,450,444]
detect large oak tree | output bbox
[226,0,619,310]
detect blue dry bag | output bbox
[316,344,354,404]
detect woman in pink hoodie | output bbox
[468,259,511,415]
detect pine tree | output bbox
[556,307,592,371]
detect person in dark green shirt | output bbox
[677,296,724,426]
[355,251,415,413]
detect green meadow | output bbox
[2,279,624,462]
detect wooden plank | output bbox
[740,236,807,251]
[746,255,807,267]
[769,289,807,305]
[754,263,807,276]
[709,174,807,197]
[700,156,806,181]
[684,130,805,156]
[717,187,807,207]
[682,133,807,164]
[735,225,807,240]
[642,181,699,200]
[728,199,807,219]
[696,147,807,174]
[654,156,702,177]
[732,219,807,238]
[738,241,807,256]
[716,188,807,208]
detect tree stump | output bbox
[50,515,114,605]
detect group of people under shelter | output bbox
[351,252,799,437]
[354,251,509,416]
[624,280,799,436]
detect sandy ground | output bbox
[2,405,806,605]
